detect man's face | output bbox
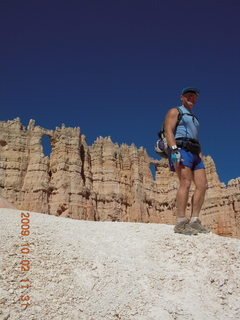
[180,92,198,108]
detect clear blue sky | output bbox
[0,0,239,184]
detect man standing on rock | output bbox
[164,87,209,235]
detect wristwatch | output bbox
[171,145,178,152]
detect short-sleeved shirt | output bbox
[175,105,200,140]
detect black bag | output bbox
[176,138,201,155]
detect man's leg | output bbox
[189,168,209,233]
[173,164,198,235]
[191,168,208,217]
[174,164,193,218]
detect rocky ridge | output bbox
[0,118,239,238]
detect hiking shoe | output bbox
[174,219,198,235]
[189,218,210,233]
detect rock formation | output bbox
[0,118,239,238]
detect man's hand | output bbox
[171,150,181,163]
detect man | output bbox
[164,87,209,235]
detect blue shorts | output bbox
[168,148,205,172]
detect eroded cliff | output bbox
[0,118,239,238]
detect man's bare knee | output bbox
[196,182,208,192]
[180,179,191,191]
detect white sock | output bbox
[190,217,199,223]
[177,217,188,223]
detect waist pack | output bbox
[176,138,201,155]
[155,134,168,158]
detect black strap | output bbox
[182,112,199,123]
[158,107,183,138]
[176,138,201,154]
[176,137,199,144]
[174,107,183,133]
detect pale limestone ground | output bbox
[0,208,240,320]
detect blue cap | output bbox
[181,87,200,96]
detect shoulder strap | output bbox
[172,107,183,135]
[157,107,183,138]
[176,107,183,127]
[182,112,199,123]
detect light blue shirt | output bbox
[175,105,200,140]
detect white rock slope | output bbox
[0,209,240,320]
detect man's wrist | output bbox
[170,145,178,152]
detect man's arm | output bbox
[164,108,179,148]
